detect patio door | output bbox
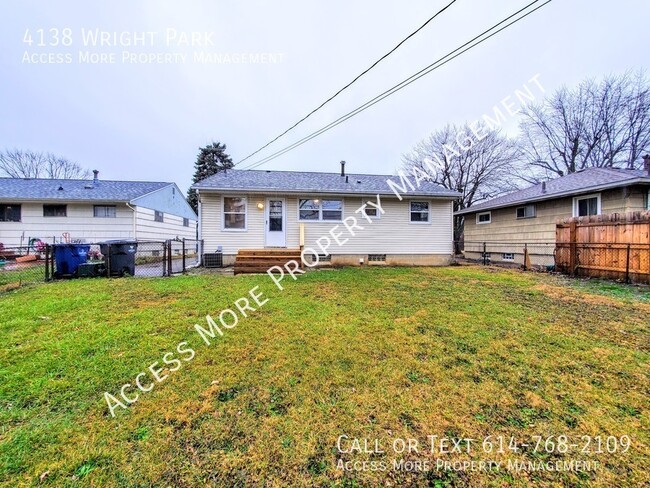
[265,198,286,247]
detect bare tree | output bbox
[519,71,650,178]
[0,149,91,179]
[403,123,521,245]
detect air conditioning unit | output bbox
[203,252,223,268]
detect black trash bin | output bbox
[100,240,138,277]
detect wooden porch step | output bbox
[237,249,302,257]
[234,249,303,275]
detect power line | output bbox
[235,0,459,165]
[241,0,551,170]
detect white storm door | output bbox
[265,198,286,247]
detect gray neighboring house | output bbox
[193,163,460,267]
[456,163,650,264]
[0,171,197,247]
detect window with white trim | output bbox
[223,197,247,230]
[298,199,343,221]
[154,210,164,222]
[516,204,536,219]
[502,253,515,261]
[476,211,491,224]
[409,201,429,223]
[94,205,116,218]
[183,217,190,227]
[573,194,601,217]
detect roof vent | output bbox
[541,181,547,193]
[357,179,362,184]
[340,160,346,177]
[345,175,349,183]
[84,184,93,189]
[57,185,64,191]
[643,154,650,175]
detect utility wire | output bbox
[241,0,551,170]
[235,0,458,165]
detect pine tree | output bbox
[187,142,233,212]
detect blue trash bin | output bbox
[53,243,91,277]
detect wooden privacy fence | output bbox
[556,211,650,283]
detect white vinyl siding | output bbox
[0,202,133,247]
[200,193,453,255]
[134,207,196,241]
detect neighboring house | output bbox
[456,162,650,264]
[0,171,197,247]
[192,163,459,269]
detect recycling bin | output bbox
[100,240,138,277]
[53,243,91,277]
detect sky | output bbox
[0,0,648,192]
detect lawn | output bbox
[0,266,648,487]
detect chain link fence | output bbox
[0,246,48,289]
[457,241,557,271]
[0,239,203,291]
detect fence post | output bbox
[182,239,186,273]
[523,244,528,271]
[45,245,50,281]
[482,242,487,266]
[569,221,577,276]
[167,240,172,276]
[625,243,631,284]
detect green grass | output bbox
[0,266,648,487]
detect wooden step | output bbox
[237,249,301,257]
[234,249,304,274]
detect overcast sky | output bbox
[1,0,647,191]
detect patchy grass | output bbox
[0,266,648,487]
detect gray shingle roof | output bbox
[0,177,171,202]
[193,169,460,198]
[455,167,650,215]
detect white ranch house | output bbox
[0,172,197,248]
[193,163,459,271]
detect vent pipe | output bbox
[643,154,650,175]
[93,169,99,184]
[541,181,547,193]
[340,160,346,177]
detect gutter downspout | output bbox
[197,191,203,266]
[126,202,137,239]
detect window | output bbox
[361,200,379,219]
[410,201,430,223]
[298,199,319,221]
[223,196,247,230]
[573,194,601,217]
[94,205,116,218]
[298,199,343,221]
[368,254,386,262]
[646,190,650,210]
[43,204,66,217]
[476,211,491,224]
[321,200,343,221]
[154,210,164,222]
[502,253,515,261]
[516,204,536,219]
[183,217,190,227]
[0,204,21,222]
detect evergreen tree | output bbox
[187,142,234,212]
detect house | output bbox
[456,159,650,265]
[192,162,460,271]
[0,171,198,248]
